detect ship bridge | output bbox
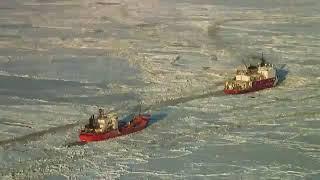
[235,74,250,81]
[258,65,276,79]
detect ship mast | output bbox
[260,52,266,66]
[241,59,248,69]
[138,102,142,115]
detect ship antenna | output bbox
[241,59,248,69]
[261,52,266,66]
[139,102,142,115]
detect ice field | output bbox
[0,0,320,179]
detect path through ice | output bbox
[0,0,320,179]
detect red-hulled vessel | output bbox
[79,108,150,142]
[224,53,278,94]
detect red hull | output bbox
[79,114,150,142]
[224,78,277,94]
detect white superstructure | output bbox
[94,109,119,133]
[258,65,276,79]
[235,74,251,81]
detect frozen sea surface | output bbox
[0,0,319,179]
